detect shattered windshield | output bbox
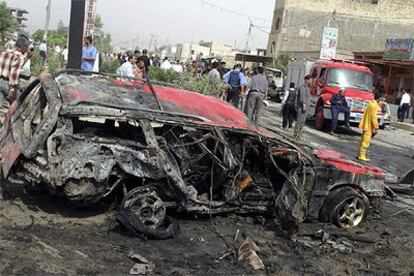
[327,68,373,92]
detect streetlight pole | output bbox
[67,0,86,69]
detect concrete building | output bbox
[172,41,237,62]
[267,0,414,60]
[10,7,28,29]
[84,0,98,37]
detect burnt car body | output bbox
[0,71,385,238]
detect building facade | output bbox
[84,0,98,37]
[267,0,414,59]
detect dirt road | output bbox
[0,103,413,275]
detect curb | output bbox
[389,121,414,133]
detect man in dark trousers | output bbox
[281,82,297,129]
[223,64,247,108]
[293,75,313,141]
[139,49,151,72]
[330,87,351,134]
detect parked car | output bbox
[0,71,385,239]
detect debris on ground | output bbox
[237,238,265,270]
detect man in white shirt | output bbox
[61,46,68,63]
[207,62,221,82]
[116,55,136,79]
[160,57,173,70]
[398,90,411,122]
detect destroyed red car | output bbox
[0,71,385,239]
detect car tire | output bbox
[315,104,327,130]
[118,186,179,239]
[320,187,369,228]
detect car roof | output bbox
[314,59,372,74]
[54,72,256,131]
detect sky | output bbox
[4,0,275,51]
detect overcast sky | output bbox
[4,0,275,51]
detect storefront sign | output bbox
[384,38,414,60]
[320,27,339,60]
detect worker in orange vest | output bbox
[358,93,381,162]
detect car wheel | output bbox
[321,187,369,228]
[118,186,179,239]
[315,104,327,130]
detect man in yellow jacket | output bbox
[358,93,381,162]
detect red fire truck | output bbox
[285,59,384,130]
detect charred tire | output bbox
[118,187,179,239]
[320,187,369,228]
[315,104,327,130]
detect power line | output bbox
[190,0,270,23]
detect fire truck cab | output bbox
[286,59,384,130]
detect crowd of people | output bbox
[0,34,412,164]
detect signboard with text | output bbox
[384,38,414,60]
[320,27,339,60]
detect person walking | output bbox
[293,75,313,141]
[398,90,411,122]
[81,36,97,72]
[223,64,247,108]
[246,66,268,124]
[330,87,351,134]
[0,36,33,126]
[358,93,381,162]
[281,82,297,129]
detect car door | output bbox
[0,78,61,177]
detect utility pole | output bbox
[43,0,52,41]
[243,21,253,68]
[148,34,155,52]
[67,0,86,69]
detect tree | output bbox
[267,53,292,74]
[93,14,112,53]
[0,2,18,41]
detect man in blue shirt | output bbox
[223,64,247,108]
[330,87,351,134]
[81,36,97,71]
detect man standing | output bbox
[81,36,97,72]
[293,75,313,141]
[139,49,151,72]
[207,62,221,82]
[281,82,297,129]
[39,40,47,62]
[116,55,136,78]
[246,66,268,123]
[0,36,33,105]
[218,61,228,78]
[398,90,411,122]
[223,64,247,108]
[358,93,381,162]
[330,87,351,134]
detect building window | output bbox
[275,18,280,30]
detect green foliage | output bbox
[32,29,68,46]
[30,51,44,77]
[148,67,180,83]
[100,59,119,74]
[95,33,112,53]
[47,53,64,75]
[271,53,292,74]
[0,2,18,41]
[148,67,225,96]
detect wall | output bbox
[267,0,414,59]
